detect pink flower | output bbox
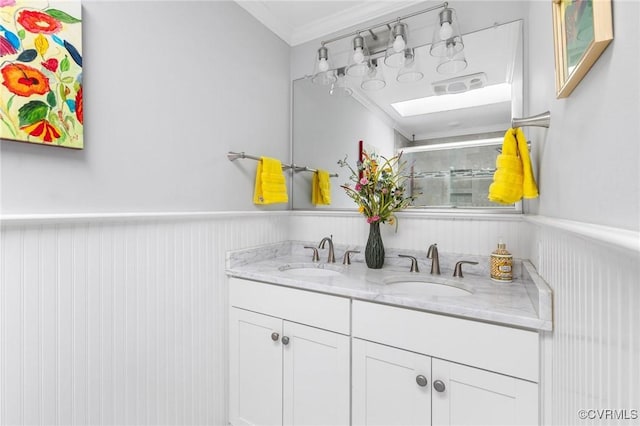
[0,0,16,7]
[355,183,362,191]
[366,215,380,223]
[359,177,368,185]
[0,36,16,56]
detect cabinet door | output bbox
[352,339,431,426]
[432,358,538,426]
[229,308,283,426]
[282,321,350,426]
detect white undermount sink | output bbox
[278,263,343,277]
[383,278,472,297]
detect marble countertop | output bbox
[225,241,553,331]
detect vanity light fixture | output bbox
[397,48,424,83]
[430,7,464,57]
[311,45,337,85]
[384,21,408,68]
[330,68,353,97]
[311,2,463,91]
[346,34,370,77]
[361,58,386,91]
[436,47,468,74]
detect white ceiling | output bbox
[235,0,423,46]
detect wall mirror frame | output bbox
[292,19,524,214]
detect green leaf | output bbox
[59,84,67,101]
[61,76,74,83]
[7,94,15,110]
[18,101,49,126]
[17,29,25,40]
[46,9,81,24]
[46,91,57,108]
[60,56,70,72]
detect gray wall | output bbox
[292,78,395,210]
[0,1,291,214]
[525,1,639,231]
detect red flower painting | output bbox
[21,119,61,143]
[1,64,50,96]
[0,1,83,148]
[17,10,62,34]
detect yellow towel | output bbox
[253,157,288,204]
[488,128,539,204]
[312,170,331,205]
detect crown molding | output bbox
[290,1,424,46]
[235,1,424,47]
[235,1,296,45]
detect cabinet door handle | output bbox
[271,332,280,341]
[416,375,428,387]
[433,380,446,392]
[281,336,290,345]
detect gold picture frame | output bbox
[552,0,613,98]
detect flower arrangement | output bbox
[337,150,414,229]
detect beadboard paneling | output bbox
[0,213,289,426]
[528,219,640,426]
[4,211,638,426]
[289,211,529,258]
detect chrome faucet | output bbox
[453,260,479,278]
[398,254,420,272]
[343,250,360,265]
[318,235,336,263]
[427,244,440,275]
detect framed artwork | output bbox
[552,0,613,98]
[0,0,83,148]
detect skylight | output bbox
[391,83,512,117]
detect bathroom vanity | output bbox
[226,241,552,426]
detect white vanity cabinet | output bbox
[352,338,432,425]
[352,300,539,426]
[431,358,538,426]
[229,278,351,426]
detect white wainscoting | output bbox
[289,211,530,258]
[0,212,289,426]
[3,210,638,426]
[526,217,640,426]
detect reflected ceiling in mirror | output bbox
[292,20,523,211]
[345,20,522,140]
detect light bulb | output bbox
[393,35,405,53]
[318,58,329,72]
[439,21,453,40]
[353,47,364,64]
[445,42,456,59]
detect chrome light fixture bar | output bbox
[318,2,449,47]
[311,1,461,87]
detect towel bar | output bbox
[227,151,338,178]
[511,111,551,128]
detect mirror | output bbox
[292,20,523,211]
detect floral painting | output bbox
[0,0,82,148]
